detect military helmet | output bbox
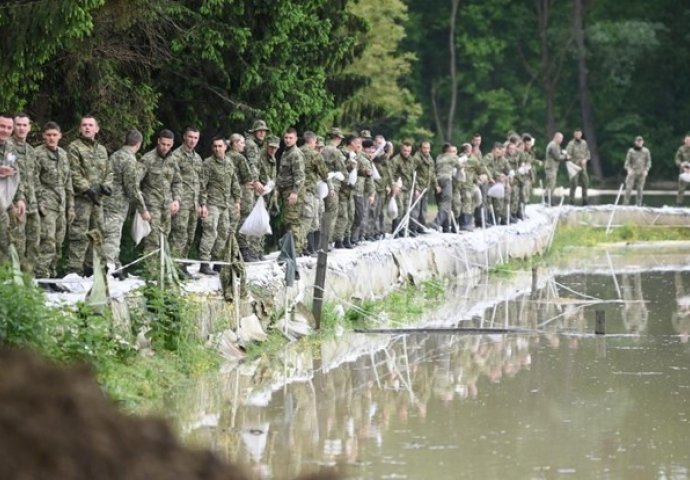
[316,136,325,148]
[250,119,270,132]
[327,127,345,139]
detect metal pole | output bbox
[595,310,606,335]
[605,183,625,235]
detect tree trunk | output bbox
[446,0,460,142]
[573,0,602,179]
[430,82,444,140]
[537,0,557,137]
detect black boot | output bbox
[462,214,475,231]
[240,247,257,262]
[177,265,192,279]
[199,263,218,276]
[343,236,354,249]
[304,232,315,256]
[391,219,400,238]
[213,263,222,272]
[312,231,322,253]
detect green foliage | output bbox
[0,269,51,348]
[141,282,193,352]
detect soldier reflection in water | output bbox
[621,272,648,337]
[672,272,690,343]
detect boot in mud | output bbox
[199,263,217,276]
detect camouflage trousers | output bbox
[199,204,230,262]
[333,188,353,241]
[367,192,383,236]
[436,177,453,227]
[544,167,559,203]
[300,192,320,235]
[170,204,197,258]
[68,196,103,272]
[237,185,256,251]
[9,210,40,273]
[280,190,304,254]
[0,210,10,264]
[36,208,66,279]
[102,203,130,268]
[351,194,369,242]
[323,189,339,243]
[143,204,171,255]
[677,177,690,206]
[624,172,646,206]
[569,168,589,203]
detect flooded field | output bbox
[166,256,690,479]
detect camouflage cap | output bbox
[316,136,325,147]
[267,135,280,147]
[250,119,270,132]
[359,129,372,139]
[327,127,345,139]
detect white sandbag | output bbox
[316,180,329,199]
[679,172,690,183]
[238,313,268,342]
[0,158,20,211]
[472,185,483,207]
[328,171,345,182]
[487,182,505,199]
[239,196,272,236]
[517,164,531,175]
[387,196,399,218]
[348,167,358,186]
[371,163,381,181]
[131,210,152,246]
[454,167,466,182]
[566,160,582,179]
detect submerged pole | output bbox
[605,183,625,235]
[595,310,606,335]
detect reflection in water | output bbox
[168,270,690,479]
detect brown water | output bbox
[166,268,690,479]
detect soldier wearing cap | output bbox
[245,119,270,171]
[675,133,690,206]
[623,136,651,206]
[250,135,280,260]
[359,129,372,140]
[412,141,436,233]
[300,131,332,255]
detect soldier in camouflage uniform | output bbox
[504,141,521,222]
[228,133,264,262]
[545,132,566,205]
[370,136,391,239]
[170,127,204,266]
[513,134,540,218]
[333,136,359,248]
[321,128,346,246]
[389,142,416,236]
[251,135,279,260]
[351,138,375,244]
[102,129,149,276]
[276,128,306,253]
[483,143,509,225]
[623,136,652,206]
[300,131,332,255]
[0,113,26,264]
[67,115,112,276]
[138,129,181,255]
[565,128,591,206]
[34,122,74,287]
[412,141,436,233]
[434,143,459,232]
[8,113,39,272]
[675,134,690,206]
[245,120,269,172]
[198,136,240,275]
[459,142,485,230]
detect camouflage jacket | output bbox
[390,153,416,191]
[354,152,375,197]
[68,136,110,196]
[625,147,652,173]
[171,146,203,210]
[201,154,240,209]
[566,139,590,166]
[300,145,330,194]
[0,141,26,205]
[34,145,73,213]
[414,152,436,190]
[276,145,305,195]
[8,138,37,212]
[103,146,146,214]
[230,150,256,185]
[138,148,182,209]
[321,145,347,192]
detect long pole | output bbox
[605,183,625,235]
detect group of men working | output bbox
[1,110,688,291]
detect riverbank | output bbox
[9,203,690,408]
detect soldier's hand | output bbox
[288,192,298,205]
[368,195,375,206]
[436,186,442,194]
[67,207,76,224]
[86,187,101,206]
[100,184,112,196]
[170,200,180,215]
[254,181,265,195]
[12,200,26,219]
[0,165,16,178]
[234,202,240,215]
[199,205,208,219]
[328,189,336,198]
[141,210,152,222]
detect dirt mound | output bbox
[0,348,337,480]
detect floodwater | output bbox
[166,261,690,479]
